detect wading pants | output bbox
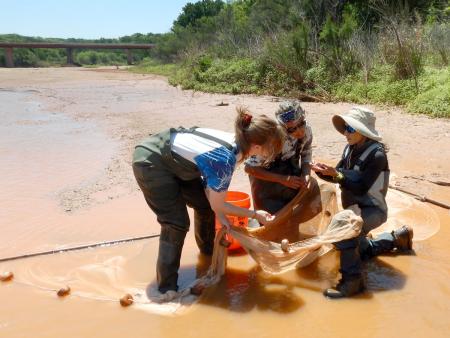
[250,160,300,214]
[132,129,215,293]
[334,206,395,278]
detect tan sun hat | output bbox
[332,106,382,141]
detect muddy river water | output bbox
[0,68,449,338]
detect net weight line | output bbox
[389,185,450,210]
[0,234,160,263]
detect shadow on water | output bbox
[206,251,407,306]
[143,243,409,310]
[144,253,304,313]
[143,246,409,311]
[297,251,409,294]
[197,266,304,313]
[364,257,408,292]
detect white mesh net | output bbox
[147,178,363,306]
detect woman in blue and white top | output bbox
[132,106,284,293]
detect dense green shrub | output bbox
[75,51,125,65]
[14,49,40,67]
[407,67,450,117]
[426,22,450,66]
[177,57,261,94]
[332,65,449,117]
[131,58,179,77]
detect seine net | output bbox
[149,178,362,304]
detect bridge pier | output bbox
[66,48,74,65]
[126,49,133,65]
[5,47,14,67]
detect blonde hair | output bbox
[234,106,285,163]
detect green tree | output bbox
[248,0,292,33]
[173,0,224,28]
[320,4,359,75]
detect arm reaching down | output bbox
[206,188,275,229]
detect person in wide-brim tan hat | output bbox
[310,106,414,299]
[332,106,382,141]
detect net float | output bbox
[0,271,14,282]
[120,293,134,307]
[57,286,71,297]
[281,239,290,253]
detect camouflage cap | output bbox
[275,100,306,124]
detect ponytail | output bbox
[234,106,284,163]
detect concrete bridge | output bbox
[0,42,155,67]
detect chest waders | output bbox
[132,127,234,293]
[341,143,390,214]
[325,142,413,298]
[250,141,302,214]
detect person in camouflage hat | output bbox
[245,100,313,214]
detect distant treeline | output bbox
[0,34,160,67]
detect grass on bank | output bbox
[333,66,450,118]
[131,58,449,118]
[130,58,179,78]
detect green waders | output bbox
[250,159,301,214]
[132,129,216,293]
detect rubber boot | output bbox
[360,225,414,260]
[324,246,364,298]
[156,225,187,294]
[392,225,414,251]
[194,209,216,256]
[324,274,365,299]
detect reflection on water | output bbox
[0,91,121,257]
[375,189,441,240]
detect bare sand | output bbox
[0,67,449,338]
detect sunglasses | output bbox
[345,124,356,133]
[286,120,306,133]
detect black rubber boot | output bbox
[194,209,216,256]
[157,225,187,294]
[324,274,365,299]
[392,225,414,251]
[324,245,364,298]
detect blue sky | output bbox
[0,0,191,39]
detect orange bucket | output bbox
[215,191,251,251]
